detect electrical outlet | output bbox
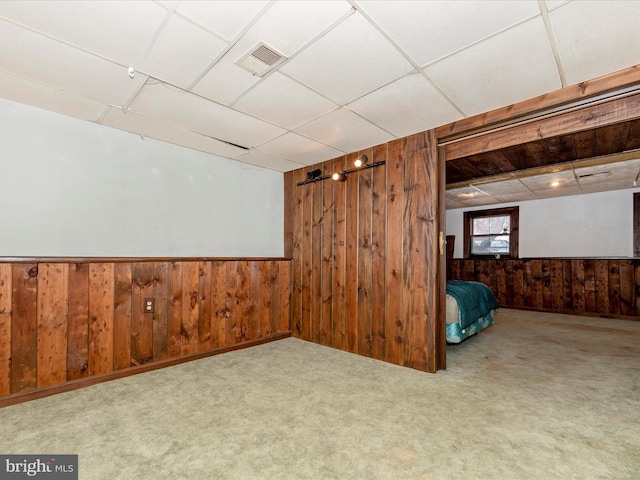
[144,298,155,314]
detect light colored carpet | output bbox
[1,309,639,479]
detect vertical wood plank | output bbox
[385,140,404,365]
[278,261,291,333]
[595,260,610,314]
[37,263,69,388]
[345,153,360,354]
[514,262,525,308]
[284,172,295,259]
[225,261,238,345]
[358,159,374,357]
[131,263,154,365]
[11,264,38,393]
[88,263,114,375]
[237,260,250,342]
[260,261,271,338]
[550,260,564,312]
[291,168,305,338]
[530,260,543,310]
[181,262,199,355]
[211,260,227,348]
[67,263,89,380]
[0,264,11,396]
[495,261,507,306]
[301,179,313,342]
[562,260,573,312]
[166,262,183,358]
[198,261,212,351]
[584,259,596,313]
[371,144,387,361]
[608,260,621,316]
[572,260,586,313]
[320,160,334,346]
[249,261,261,341]
[619,260,634,316]
[311,171,323,344]
[113,263,132,371]
[542,259,552,310]
[332,156,347,350]
[153,262,169,361]
[269,262,281,335]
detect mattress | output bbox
[446,293,495,343]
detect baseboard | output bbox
[0,332,291,408]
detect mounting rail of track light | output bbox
[296,155,386,186]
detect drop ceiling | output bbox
[1,0,640,207]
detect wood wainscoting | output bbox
[0,258,291,407]
[448,258,640,319]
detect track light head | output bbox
[307,168,322,180]
[332,172,346,182]
[354,154,368,168]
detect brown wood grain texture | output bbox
[211,261,227,348]
[320,160,334,346]
[344,152,360,354]
[278,262,291,333]
[448,258,638,317]
[88,263,114,375]
[225,261,238,345]
[283,171,294,259]
[11,264,38,393]
[403,133,430,372]
[0,259,293,402]
[181,261,199,355]
[357,156,374,357]
[300,179,313,342]
[153,262,169,361]
[37,263,69,388]
[385,141,404,365]
[371,144,387,361]
[131,263,154,365]
[331,156,347,350]
[290,168,305,338]
[311,175,323,344]
[237,261,250,342]
[443,93,640,161]
[435,65,640,139]
[67,263,90,379]
[248,261,261,341]
[0,265,12,395]
[166,262,183,358]
[198,261,212,351]
[112,263,132,370]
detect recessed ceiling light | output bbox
[551,180,560,187]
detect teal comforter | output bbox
[446,281,499,330]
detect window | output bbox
[463,207,519,258]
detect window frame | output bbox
[463,206,519,259]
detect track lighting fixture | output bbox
[354,154,368,168]
[296,158,386,186]
[307,168,322,180]
[332,172,346,182]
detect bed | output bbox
[446,280,499,343]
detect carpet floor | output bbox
[0,308,639,479]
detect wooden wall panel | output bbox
[37,263,69,387]
[285,134,443,373]
[448,258,640,318]
[11,264,38,393]
[0,259,291,405]
[0,264,12,396]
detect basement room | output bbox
[1,1,639,479]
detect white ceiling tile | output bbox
[233,73,338,129]
[257,133,344,165]
[128,82,285,148]
[356,0,540,66]
[425,17,561,116]
[580,180,637,194]
[0,71,108,122]
[471,179,530,196]
[534,186,583,198]
[347,73,462,138]
[295,108,394,153]
[492,192,539,203]
[0,19,148,106]
[445,197,467,209]
[550,0,640,85]
[101,107,248,158]
[519,170,576,191]
[176,1,268,41]
[281,13,415,105]
[575,159,640,185]
[229,149,307,172]
[191,1,351,105]
[0,1,166,65]
[139,15,229,89]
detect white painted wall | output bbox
[0,99,284,257]
[446,188,640,258]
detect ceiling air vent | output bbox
[235,42,287,77]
